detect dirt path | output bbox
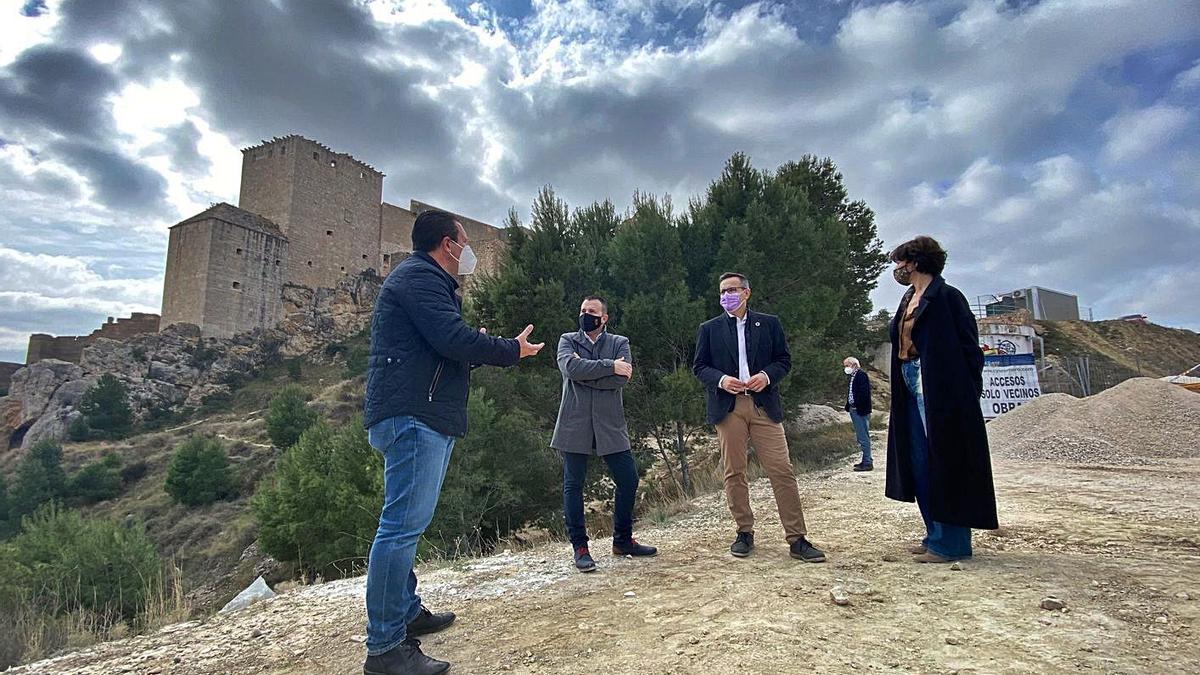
[15,451,1200,675]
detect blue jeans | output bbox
[901,360,972,560]
[364,416,456,656]
[849,410,872,464]
[562,450,639,549]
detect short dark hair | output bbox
[582,295,608,314]
[719,272,750,290]
[890,236,947,276]
[412,210,460,253]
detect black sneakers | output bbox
[574,545,597,572]
[789,537,827,562]
[363,638,449,675]
[730,531,755,557]
[852,462,874,472]
[406,605,456,637]
[613,538,658,557]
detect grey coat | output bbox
[550,330,632,455]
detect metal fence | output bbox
[1038,355,1198,397]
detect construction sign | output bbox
[981,353,1041,419]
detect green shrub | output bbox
[189,339,219,369]
[67,415,90,441]
[265,385,319,450]
[120,460,149,485]
[425,394,559,556]
[6,503,161,621]
[164,436,234,507]
[78,374,133,439]
[10,439,67,520]
[198,390,232,414]
[0,473,12,539]
[344,344,369,378]
[286,359,303,381]
[67,454,123,505]
[252,419,382,578]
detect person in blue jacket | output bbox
[361,210,544,675]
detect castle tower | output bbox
[160,204,289,338]
[238,136,383,289]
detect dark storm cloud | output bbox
[150,120,210,176]
[51,141,168,211]
[0,44,118,137]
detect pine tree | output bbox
[78,374,134,438]
[265,384,319,450]
[164,436,233,507]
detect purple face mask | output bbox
[720,292,742,312]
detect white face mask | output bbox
[450,240,478,275]
[844,366,854,375]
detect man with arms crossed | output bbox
[552,296,657,572]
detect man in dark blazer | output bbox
[843,356,873,471]
[692,272,826,562]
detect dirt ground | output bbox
[13,443,1200,675]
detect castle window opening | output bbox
[329,159,337,168]
[383,254,390,262]
[236,247,243,255]
[312,151,319,160]
[359,171,366,179]
[275,259,280,266]
[362,254,368,260]
[326,229,333,236]
[307,261,313,267]
[281,146,286,156]
[343,208,350,222]
[340,266,346,272]
[232,282,241,290]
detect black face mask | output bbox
[579,313,602,333]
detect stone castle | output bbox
[1,135,506,395]
[160,134,505,338]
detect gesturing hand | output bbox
[720,376,747,394]
[516,324,544,358]
[744,372,770,393]
[614,357,633,379]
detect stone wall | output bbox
[200,219,289,338]
[240,136,383,291]
[161,217,214,329]
[162,204,289,339]
[91,313,161,340]
[0,361,22,394]
[26,334,89,364]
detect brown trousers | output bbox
[716,395,807,543]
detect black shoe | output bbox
[730,531,754,558]
[406,605,455,637]
[363,638,449,675]
[574,546,597,572]
[789,537,827,563]
[853,462,874,472]
[613,538,658,557]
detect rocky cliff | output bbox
[0,272,381,451]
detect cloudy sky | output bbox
[1,0,1197,364]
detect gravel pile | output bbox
[988,377,1200,465]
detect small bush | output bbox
[198,390,232,414]
[10,439,68,520]
[286,359,303,381]
[78,374,133,439]
[189,339,219,369]
[0,473,13,539]
[344,344,369,378]
[265,385,319,450]
[7,503,162,621]
[67,415,90,441]
[120,461,150,485]
[67,454,123,505]
[252,419,382,578]
[164,436,234,507]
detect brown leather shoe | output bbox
[913,551,952,563]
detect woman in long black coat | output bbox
[885,236,998,562]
